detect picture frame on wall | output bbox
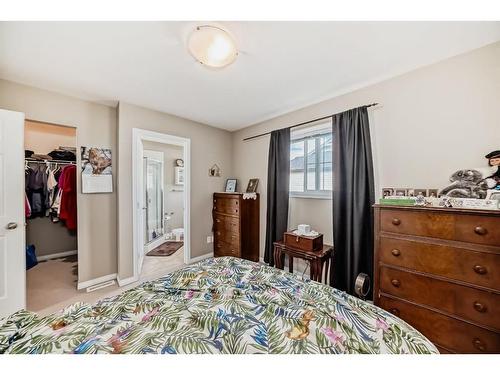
[225,178,237,193]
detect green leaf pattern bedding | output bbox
[0,257,437,354]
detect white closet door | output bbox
[0,109,25,318]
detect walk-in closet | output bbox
[24,120,78,312]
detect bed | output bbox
[0,256,437,354]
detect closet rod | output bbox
[26,158,76,165]
[242,102,379,141]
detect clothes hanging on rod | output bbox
[25,149,77,229]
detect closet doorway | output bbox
[24,120,78,313]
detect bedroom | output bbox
[1,0,499,373]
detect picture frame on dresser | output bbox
[224,178,237,193]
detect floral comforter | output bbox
[0,257,437,354]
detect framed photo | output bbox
[382,188,393,197]
[427,189,439,198]
[486,189,500,201]
[414,189,427,197]
[225,179,237,193]
[246,178,259,193]
[394,188,407,197]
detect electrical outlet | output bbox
[206,235,212,244]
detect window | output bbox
[290,120,332,198]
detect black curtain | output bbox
[264,128,290,266]
[330,106,375,296]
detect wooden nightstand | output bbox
[273,240,333,283]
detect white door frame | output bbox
[132,128,191,280]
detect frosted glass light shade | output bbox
[188,26,238,68]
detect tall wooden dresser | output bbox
[212,192,259,262]
[373,205,500,354]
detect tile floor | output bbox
[27,246,187,316]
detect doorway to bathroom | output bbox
[132,129,190,282]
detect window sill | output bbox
[289,193,332,200]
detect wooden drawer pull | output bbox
[216,219,221,223]
[391,218,401,226]
[391,279,401,287]
[391,249,401,256]
[472,338,486,352]
[473,301,487,313]
[389,308,400,316]
[217,243,222,248]
[474,226,488,235]
[216,231,221,236]
[473,265,487,275]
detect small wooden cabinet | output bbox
[374,205,500,354]
[213,192,259,262]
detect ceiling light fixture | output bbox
[188,25,238,68]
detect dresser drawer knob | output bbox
[391,249,401,257]
[473,265,487,275]
[217,243,222,248]
[216,231,221,236]
[391,279,401,287]
[216,219,221,223]
[473,301,487,313]
[391,218,401,226]
[474,226,488,235]
[389,308,400,316]
[472,338,486,352]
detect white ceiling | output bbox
[1,21,500,131]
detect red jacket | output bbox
[59,165,77,230]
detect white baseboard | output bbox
[116,275,139,287]
[37,250,77,262]
[77,273,117,290]
[189,252,213,264]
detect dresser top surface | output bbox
[374,204,500,216]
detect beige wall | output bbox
[232,42,500,259]
[143,141,184,230]
[0,79,118,283]
[117,102,232,280]
[25,120,77,155]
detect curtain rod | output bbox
[242,103,379,141]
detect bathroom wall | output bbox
[143,141,184,231]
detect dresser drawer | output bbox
[214,240,240,257]
[380,266,500,330]
[214,229,239,244]
[454,214,500,246]
[214,214,239,234]
[379,295,500,353]
[213,197,240,216]
[380,209,500,246]
[379,236,500,290]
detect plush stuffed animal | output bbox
[439,169,490,199]
[485,150,500,190]
[439,150,500,198]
